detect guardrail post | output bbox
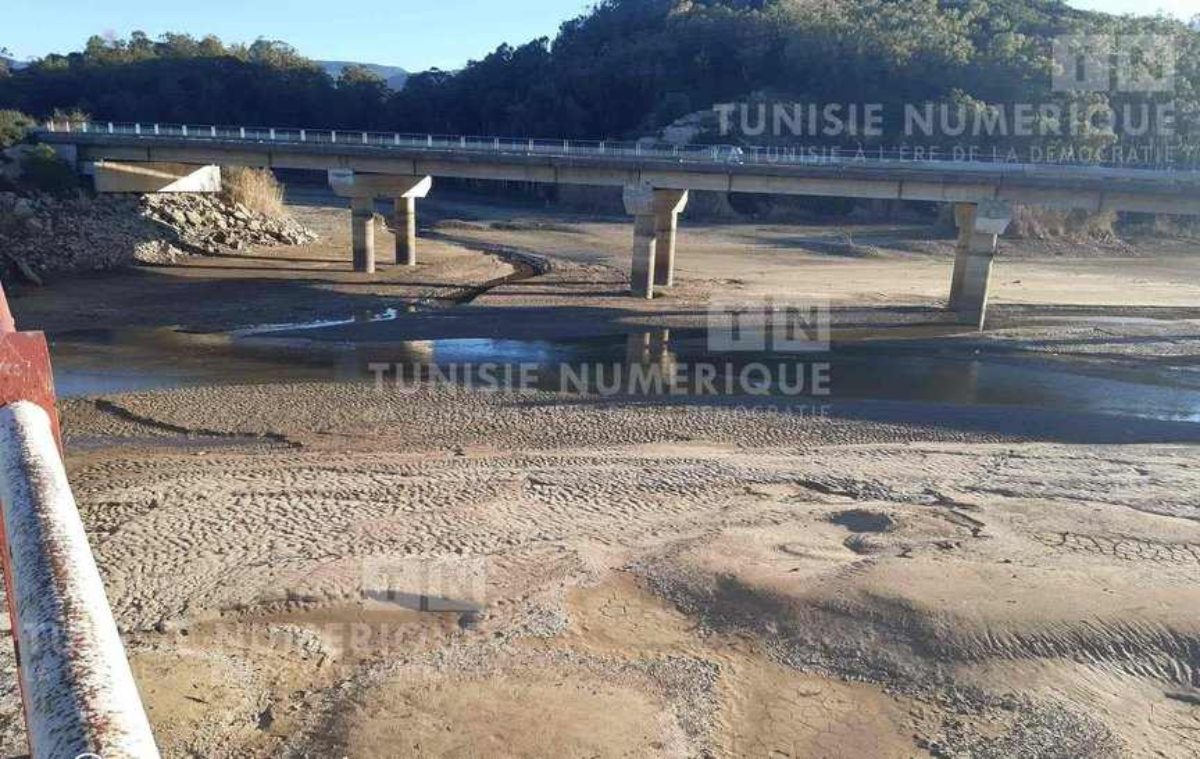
[153,124,159,135]
[300,129,306,142]
[107,122,114,134]
[564,139,569,154]
[270,128,276,141]
[460,136,466,148]
[239,127,246,139]
[427,135,433,148]
[362,132,368,145]
[181,125,188,137]
[210,126,217,138]
[331,130,337,144]
[394,133,400,146]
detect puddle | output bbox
[46,323,1200,425]
[830,510,898,534]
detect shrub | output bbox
[19,144,79,195]
[221,166,286,217]
[0,110,34,149]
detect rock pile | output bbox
[0,191,189,283]
[0,190,318,284]
[141,193,316,250]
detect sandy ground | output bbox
[1,192,1198,758]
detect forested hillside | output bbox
[1,0,1196,156]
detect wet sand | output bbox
[1,195,1198,757]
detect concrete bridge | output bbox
[38,121,1200,329]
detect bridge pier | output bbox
[332,173,432,270]
[949,201,1012,330]
[351,196,376,274]
[625,185,690,298]
[654,190,688,288]
[624,184,658,298]
[394,197,418,266]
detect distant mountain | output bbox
[317,61,407,91]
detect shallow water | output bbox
[47,323,1200,424]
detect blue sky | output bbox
[2,0,1193,71]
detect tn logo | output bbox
[1053,35,1175,93]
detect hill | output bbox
[317,60,408,91]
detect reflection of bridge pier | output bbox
[44,122,1200,331]
[626,330,675,379]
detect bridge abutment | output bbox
[93,161,221,194]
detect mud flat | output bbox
[0,195,1198,757]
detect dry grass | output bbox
[1008,205,1119,242]
[221,166,286,218]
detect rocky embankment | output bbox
[141,193,316,250]
[0,191,317,284]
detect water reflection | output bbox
[46,325,1200,424]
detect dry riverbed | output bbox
[1,194,1198,757]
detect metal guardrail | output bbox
[0,403,161,758]
[39,121,1200,177]
[0,284,160,758]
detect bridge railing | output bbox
[0,284,160,758]
[39,120,1198,175]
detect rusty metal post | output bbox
[0,284,60,443]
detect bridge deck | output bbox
[38,122,1200,216]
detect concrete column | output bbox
[624,184,657,299]
[949,200,1011,330]
[948,203,977,311]
[631,214,657,298]
[653,190,688,287]
[351,196,376,273]
[394,196,417,266]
